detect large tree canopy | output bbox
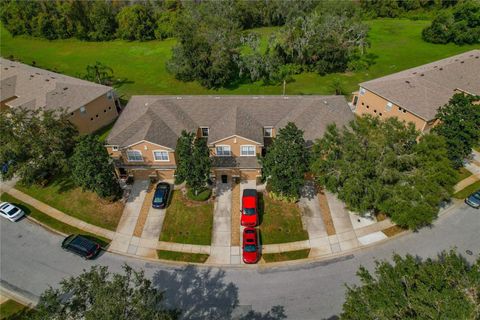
[0,108,78,184]
[341,250,480,319]
[311,116,457,229]
[433,93,480,168]
[261,122,309,201]
[34,265,177,320]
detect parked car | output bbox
[242,227,260,264]
[152,182,171,209]
[61,234,101,259]
[465,190,480,209]
[241,189,258,227]
[0,202,25,222]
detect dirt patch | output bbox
[133,183,154,237]
[317,189,336,236]
[382,225,406,237]
[231,182,241,246]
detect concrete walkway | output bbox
[109,179,149,254]
[207,182,232,264]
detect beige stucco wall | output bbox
[353,89,427,131]
[69,93,118,134]
[106,141,176,167]
[210,135,262,157]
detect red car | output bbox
[242,227,259,264]
[241,189,258,227]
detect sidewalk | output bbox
[207,182,232,264]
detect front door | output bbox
[221,175,228,184]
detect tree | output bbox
[0,108,77,185]
[422,11,454,44]
[84,61,114,85]
[174,130,195,184]
[341,250,480,319]
[34,265,177,320]
[261,122,309,201]
[433,93,480,168]
[87,0,117,41]
[116,4,155,41]
[187,137,211,195]
[70,135,122,199]
[311,116,457,229]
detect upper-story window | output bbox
[79,106,86,114]
[201,127,209,137]
[386,102,393,111]
[126,150,143,162]
[359,87,366,96]
[153,150,169,161]
[112,146,119,152]
[240,145,255,156]
[107,91,113,100]
[216,145,231,156]
[263,127,273,137]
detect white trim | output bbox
[152,150,170,162]
[263,127,273,137]
[215,145,231,156]
[209,135,262,146]
[240,145,256,156]
[126,150,143,162]
[122,140,175,151]
[111,146,119,151]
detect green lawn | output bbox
[0,299,33,320]
[94,121,116,142]
[457,167,473,182]
[159,190,213,245]
[259,193,309,245]
[1,19,478,99]
[15,175,124,231]
[157,250,209,263]
[0,193,110,247]
[453,181,480,199]
[263,249,311,263]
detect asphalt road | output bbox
[1,203,479,319]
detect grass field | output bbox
[263,249,311,263]
[157,250,209,263]
[457,167,473,182]
[259,193,309,245]
[1,20,478,99]
[453,181,480,199]
[0,299,33,320]
[160,191,213,245]
[15,175,124,231]
[0,193,111,247]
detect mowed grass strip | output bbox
[259,193,308,245]
[157,250,209,263]
[0,299,34,319]
[0,193,110,247]
[160,191,213,245]
[15,175,124,231]
[453,180,480,199]
[457,167,473,182]
[1,20,478,99]
[263,249,310,263]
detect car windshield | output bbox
[472,193,480,201]
[244,245,257,252]
[154,190,165,202]
[7,207,19,216]
[243,208,255,215]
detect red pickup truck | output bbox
[241,189,258,227]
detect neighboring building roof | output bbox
[359,50,480,121]
[0,58,113,113]
[107,95,354,149]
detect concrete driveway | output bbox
[208,182,232,264]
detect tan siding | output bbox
[354,89,427,131]
[68,93,118,134]
[122,142,176,166]
[241,170,261,180]
[156,169,175,180]
[211,135,261,157]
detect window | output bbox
[80,106,86,113]
[353,96,358,106]
[201,127,209,137]
[386,102,393,111]
[153,150,169,161]
[216,145,231,156]
[107,91,113,100]
[126,150,143,162]
[241,145,255,156]
[359,87,366,96]
[112,146,119,151]
[264,127,273,137]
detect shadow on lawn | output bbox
[152,265,286,320]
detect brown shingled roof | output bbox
[359,50,480,121]
[107,95,354,149]
[0,58,112,112]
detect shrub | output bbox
[187,188,211,202]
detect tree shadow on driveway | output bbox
[152,265,286,320]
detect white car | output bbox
[0,202,25,222]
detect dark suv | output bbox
[152,182,171,209]
[61,235,101,259]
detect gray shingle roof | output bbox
[107,95,354,148]
[359,50,480,121]
[0,58,112,112]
